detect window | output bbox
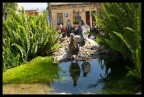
[73,12,79,24]
[57,13,63,25]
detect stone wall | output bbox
[50,3,102,27]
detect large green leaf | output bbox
[11,43,27,59]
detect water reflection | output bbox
[96,56,136,94]
[99,57,128,81]
[50,59,136,94]
[81,60,91,77]
[69,61,81,86]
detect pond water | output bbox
[49,58,136,94]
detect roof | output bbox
[25,9,41,13]
[50,2,86,5]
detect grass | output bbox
[3,56,60,85]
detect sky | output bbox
[18,3,47,11]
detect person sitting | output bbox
[61,26,67,37]
[73,25,79,35]
[89,24,98,39]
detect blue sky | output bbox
[18,3,47,10]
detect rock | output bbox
[52,37,99,63]
[73,35,83,43]
[86,38,99,47]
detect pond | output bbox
[49,58,136,94]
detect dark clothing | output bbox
[78,26,83,37]
[88,27,98,39]
[77,26,85,46]
[90,27,98,34]
[73,27,79,35]
[66,25,72,37]
[78,16,84,26]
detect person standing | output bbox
[66,25,72,37]
[66,20,72,37]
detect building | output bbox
[17,8,42,16]
[49,2,102,27]
[25,9,41,16]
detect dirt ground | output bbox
[3,84,53,94]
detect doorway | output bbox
[85,11,90,26]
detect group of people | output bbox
[57,23,82,38]
[57,22,99,40]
